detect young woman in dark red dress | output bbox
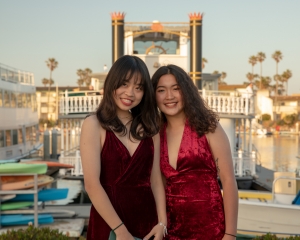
[152,65,238,240]
[80,55,167,240]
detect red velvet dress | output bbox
[87,130,157,240]
[160,122,225,240]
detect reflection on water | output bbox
[248,134,300,172]
[41,131,300,173]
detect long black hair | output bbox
[152,64,219,136]
[96,55,160,140]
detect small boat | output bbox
[0,194,16,202]
[237,175,300,237]
[1,209,76,218]
[0,175,54,190]
[0,214,54,226]
[9,188,69,202]
[0,163,47,174]
[1,201,33,211]
[21,160,74,169]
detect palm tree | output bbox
[256,52,266,89]
[84,68,92,87]
[77,79,84,89]
[42,78,49,87]
[77,68,93,87]
[246,72,255,83]
[281,69,292,95]
[45,58,58,118]
[272,51,283,96]
[49,79,54,88]
[202,58,208,69]
[212,70,221,84]
[221,72,227,84]
[248,55,257,75]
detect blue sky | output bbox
[1,0,299,94]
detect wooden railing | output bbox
[59,90,255,116]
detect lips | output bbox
[164,102,177,107]
[121,98,133,106]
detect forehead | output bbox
[125,71,142,84]
[157,74,178,87]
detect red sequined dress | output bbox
[87,130,157,240]
[160,122,225,240]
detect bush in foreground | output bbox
[253,233,300,240]
[0,225,69,240]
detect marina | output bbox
[1,5,300,239]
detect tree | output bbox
[256,52,266,89]
[84,68,92,87]
[202,58,208,69]
[248,55,257,75]
[281,69,292,95]
[246,72,255,83]
[45,58,58,118]
[77,79,84,89]
[42,78,49,87]
[76,68,93,87]
[272,51,283,96]
[221,72,227,85]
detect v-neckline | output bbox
[165,122,186,171]
[110,131,143,158]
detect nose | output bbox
[125,86,134,96]
[166,89,174,99]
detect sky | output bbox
[1,0,300,94]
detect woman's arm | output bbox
[206,123,238,239]
[80,115,134,239]
[144,134,167,240]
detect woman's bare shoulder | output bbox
[82,114,103,132]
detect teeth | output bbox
[165,103,176,107]
[123,99,131,103]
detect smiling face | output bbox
[113,73,144,116]
[155,74,185,119]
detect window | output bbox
[17,93,22,108]
[0,89,2,107]
[18,129,23,144]
[6,130,11,146]
[11,92,17,108]
[35,124,39,142]
[0,67,7,80]
[22,93,27,108]
[4,91,10,107]
[27,94,31,108]
[12,129,18,145]
[32,94,37,112]
[26,127,31,141]
[0,130,4,147]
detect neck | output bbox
[165,114,186,130]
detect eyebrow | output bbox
[156,84,179,88]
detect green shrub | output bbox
[0,225,69,240]
[253,233,300,240]
[261,114,271,121]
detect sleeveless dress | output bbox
[87,130,157,240]
[160,122,225,240]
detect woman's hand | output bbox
[115,225,135,240]
[222,233,236,240]
[143,223,165,240]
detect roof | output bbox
[269,95,300,101]
[36,86,91,92]
[218,84,247,91]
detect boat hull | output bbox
[238,199,300,236]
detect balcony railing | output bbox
[59,89,255,116]
[0,63,35,85]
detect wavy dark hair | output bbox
[152,64,219,136]
[96,55,160,140]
